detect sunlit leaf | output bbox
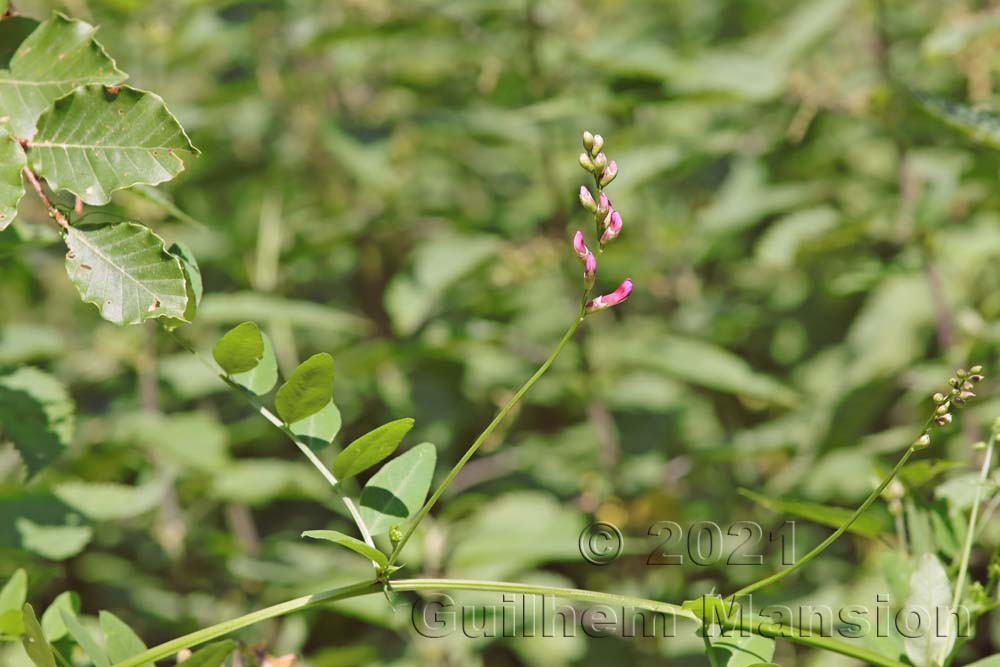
[212,321,264,374]
[289,400,341,451]
[711,632,776,667]
[0,126,24,229]
[301,529,387,567]
[903,553,956,667]
[0,13,125,138]
[40,592,79,642]
[64,221,188,326]
[21,605,54,667]
[161,241,202,329]
[333,418,414,481]
[360,442,436,536]
[30,85,196,204]
[275,353,335,424]
[99,611,148,667]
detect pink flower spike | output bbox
[584,252,597,288]
[585,278,633,314]
[600,160,618,187]
[600,210,623,245]
[572,230,589,260]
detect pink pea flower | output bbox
[585,278,633,314]
[573,230,589,260]
[600,160,618,186]
[600,211,623,245]
[584,252,597,288]
[579,186,597,213]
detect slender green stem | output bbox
[386,315,584,566]
[109,577,908,667]
[164,329,378,558]
[938,433,995,666]
[109,580,379,667]
[728,444,917,600]
[701,624,721,667]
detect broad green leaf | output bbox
[0,569,26,637]
[301,529,387,567]
[60,609,109,667]
[30,85,196,205]
[198,292,369,336]
[914,91,1000,149]
[21,605,54,667]
[212,322,264,374]
[333,417,414,481]
[64,222,188,326]
[16,518,92,561]
[275,353,335,424]
[903,553,956,667]
[448,492,586,580]
[40,592,78,642]
[711,632,776,667]
[180,640,236,667]
[230,330,278,396]
[0,491,92,559]
[738,489,884,538]
[0,367,74,477]
[0,13,125,138]
[99,611,148,666]
[53,480,166,521]
[360,442,436,536]
[289,400,341,451]
[0,126,24,229]
[0,569,26,613]
[161,242,202,329]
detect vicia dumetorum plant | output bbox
[2,7,1000,667]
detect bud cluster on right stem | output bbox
[573,131,632,316]
[913,365,985,450]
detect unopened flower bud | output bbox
[584,252,597,288]
[600,210,623,246]
[599,160,618,187]
[936,403,950,416]
[579,186,597,213]
[950,378,961,388]
[592,152,608,173]
[933,393,946,403]
[597,193,612,221]
[970,365,983,374]
[935,413,953,426]
[178,649,193,663]
[585,278,634,314]
[582,131,595,152]
[957,369,967,378]
[963,381,975,391]
[573,230,589,260]
[591,134,605,155]
[913,433,931,449]
[579,152,595,172]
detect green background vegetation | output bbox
[2,0,1000,665]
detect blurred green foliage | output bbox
[3,0,1000,665]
